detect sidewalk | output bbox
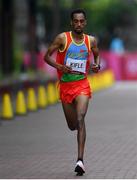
[0,71,56,94]
[0,82,137,179]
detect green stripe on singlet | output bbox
[61,73,85,82]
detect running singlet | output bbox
[56,31,91,82]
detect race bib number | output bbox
[66,57,86,73]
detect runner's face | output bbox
[71,13,86,34]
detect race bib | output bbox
[66,57,86,73]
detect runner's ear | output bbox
[70,20,72,26]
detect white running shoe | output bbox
[75,160,85,176]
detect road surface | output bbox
[0,82,137,179]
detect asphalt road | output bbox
[0,82,137,179]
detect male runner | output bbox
[44,9,100,176]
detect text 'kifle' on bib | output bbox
[66,57,86,73]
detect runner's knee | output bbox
[77,110,86,122]
[78,120,84,129]
[77,111,86,129]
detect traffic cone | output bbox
[1,93,14,120]
[27,88,37,111]
[91,75,100,92]
[47,83,56,105]
[55,82,60,102]
[87,75,92,90]
[37,85,48,108]
[16,90,27,115]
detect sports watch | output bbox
[93,64,101,70]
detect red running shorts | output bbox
[59,78,92,104]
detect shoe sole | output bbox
[75,165,85,176]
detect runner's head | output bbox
[70,9,87,34]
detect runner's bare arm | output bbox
[90,36,100,65]
[90,36,100,72]
[44,33,72,73]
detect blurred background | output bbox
[0,0,137,119]
[0,0,137,84]
[0,1,137,178]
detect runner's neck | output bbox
[71,31,84,45]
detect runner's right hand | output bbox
[59,65,72,73]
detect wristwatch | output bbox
[97,64,101,70]
[93,64,101,70]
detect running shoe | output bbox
[74,160,85,176]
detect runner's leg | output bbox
[74,95,89,161]
[62,102,78,131]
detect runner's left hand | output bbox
[91,64,100,73]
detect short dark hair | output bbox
[70,9,86,20]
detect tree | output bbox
[1,0,14,74]
[51,0,60,39]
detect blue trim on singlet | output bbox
[64,43,88,64]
